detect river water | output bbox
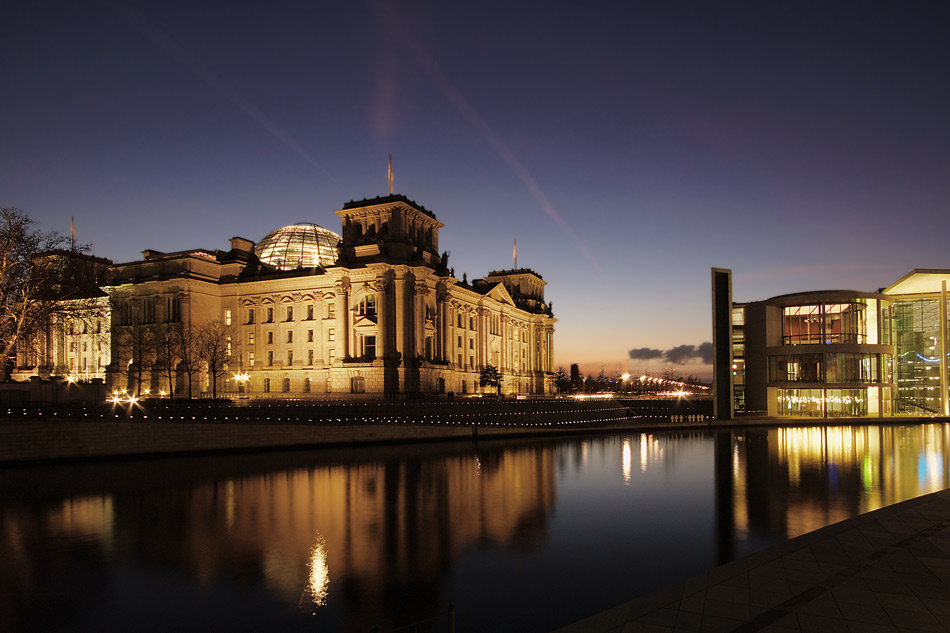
[2,423,949,633]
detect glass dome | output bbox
[254,223,341,270]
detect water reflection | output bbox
[2,424,950,632]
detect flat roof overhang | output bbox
[884,269,950,296]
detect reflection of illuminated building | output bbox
[714,268,950,418]
[716,424,950,550]
[94,446,556,631]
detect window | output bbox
[286,306,294,321]
[457,336,462,348]
[248,332,255,345]
[247,308,255,324]
[287,350,294,365]
[143,300,156,324]
[469,339,474,349]
[226,337,231,357]
[357,295,377,319]
[469,355,474,367]
[350,376,365,393]
[267,331,273,344]
[282,377,291,392]
[267,350,274,366]
[167,297,181,323]
[249,352,255,367]
[307,349,314,365]
[327,304,335,319]
[469,317,475,330]
[287,331,293,343]
[307,305,314,320]
[303,377,311,393]
[265,307,274,323]
[329,348,335,361]
[458,354,463,366]
[328,328,335,342]
[307,329,313,342]
[264,378,270,393]
[457,314,462,327]
[365,335,376,359]
[225,309,232,326]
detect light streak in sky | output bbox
[102,0,335,181]
[376,2,604,275]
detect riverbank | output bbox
[2,397,946,465]
[0,399,683,464]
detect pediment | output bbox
[485,282,513,304]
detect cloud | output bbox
[628,347,664,360]
[628,342,714,365]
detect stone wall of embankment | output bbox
[0,399,648,464]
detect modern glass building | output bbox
[714,269,950,419]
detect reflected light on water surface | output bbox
[307,534,329,608]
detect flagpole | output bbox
[388,154,393,195]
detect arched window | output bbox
[303,377,311,393]
[282,377,291,392]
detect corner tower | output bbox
[335,194,444,267]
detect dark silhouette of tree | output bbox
[0,208,106,379]
[115,321,154,396]
[553,366,570,394]
[479,363,502,396]
[151,321,183,397]
[195,319,232,399]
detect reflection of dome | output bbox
[254,223,340,270]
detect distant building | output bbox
[102,194,556,397]
[713,268,950,418]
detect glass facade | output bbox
[894,298,948,415]
[782,301,878,345]
[254,223,341,270]
[777,388,871,417]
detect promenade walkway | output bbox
[554,488,950,632]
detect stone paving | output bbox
[553,488,950,633]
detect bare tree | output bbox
[115,321,155,395]
[175,324,202,399]
[151,321,183,397]
[195,319,232,399]
[0,208,107,379]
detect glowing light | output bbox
[66,375,76,383]
[308,535,330,607]
[572,393,614,400]
[622,438,632,484]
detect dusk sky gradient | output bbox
[3,1,950,378]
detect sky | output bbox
[3,1,950,379]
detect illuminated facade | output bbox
[106,194,556,397]
[715,268,950,418]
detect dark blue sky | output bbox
[3,1,950,376]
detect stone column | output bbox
[414,282,427,360]
[438,291,450,362]
[335,279,350,359]
[500,315,508,372]
[394,273,409,363]
[374,278,390,359]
